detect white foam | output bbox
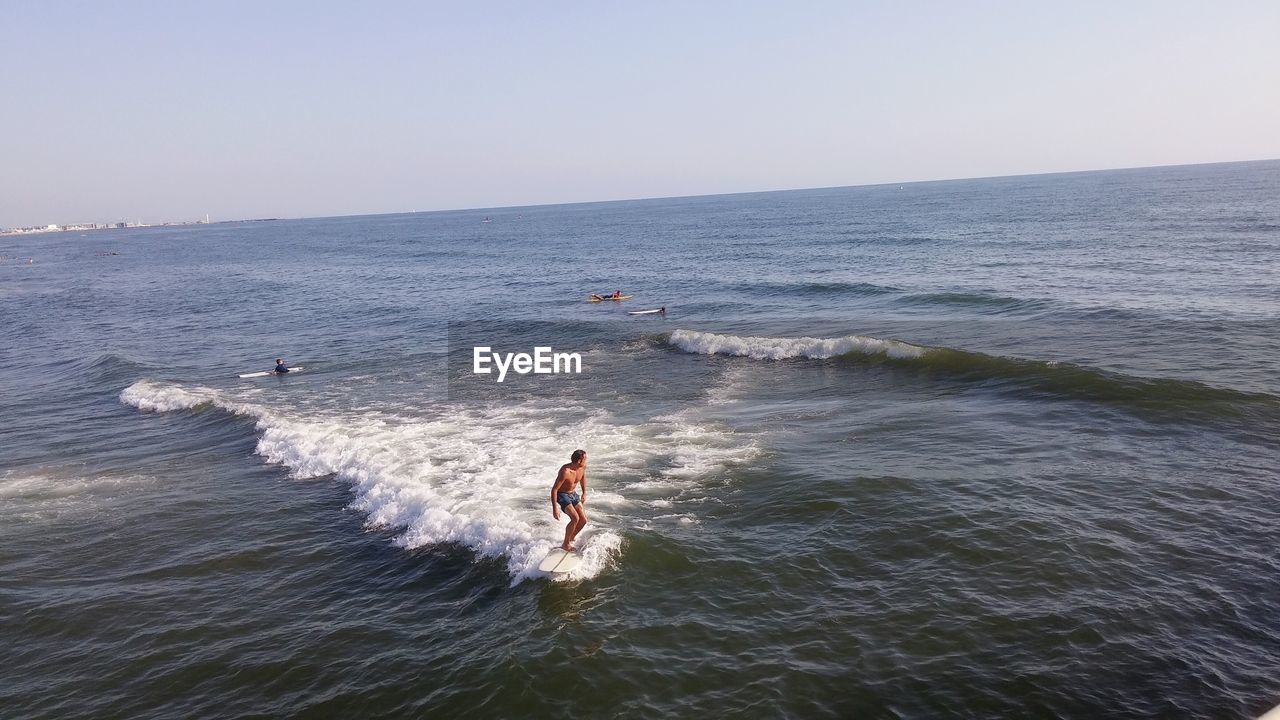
[669,328,928,361]
[0,472,135,500]
[120,380,215,412]
[0,470,157,521]
[651,513,699,525]
[704,365,759,406]
[119,380,756,584]
[620,479,681,493]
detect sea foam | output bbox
[668,328,928,361]
[119,381,216,413]
[121,380,754,583]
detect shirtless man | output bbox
[551,449,588,551]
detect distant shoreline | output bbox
[0,218,280,237]
[5,157,1276,235]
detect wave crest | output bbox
[668,328,928,361]
[120,381,217,413]
[664,329,1280,427]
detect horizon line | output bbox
[268,155,1280,224]
[7,156,1277,231]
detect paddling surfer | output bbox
[273,358,290,374]
[551,449,588,551]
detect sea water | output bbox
[2,160,1279,718]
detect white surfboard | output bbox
[537,548,582,574]
[238,367,305,378]
[627,309,665,315]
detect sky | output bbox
[1,1,1278,227]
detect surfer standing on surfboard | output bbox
[551,449,588,551]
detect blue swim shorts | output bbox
[557,491,581,509]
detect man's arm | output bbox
[579,470,587,505]
[551,466,566,518]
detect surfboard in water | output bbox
[586,295,633,302]
[627,309,665,315]
[238,367,305,378]
[537,548,582,574]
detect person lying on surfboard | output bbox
[274,359,290,374]
[611,290,622,299]
[551,449,589,551]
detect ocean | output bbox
[2,160,1278,719]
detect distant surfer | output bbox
[611,290,622,299]
[273,358,290,374]
[551,449,588,551]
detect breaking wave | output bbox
[666,329,1280,425]
[120,380,755,584]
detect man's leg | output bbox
[569,503,588,545]
[562,503,583,550]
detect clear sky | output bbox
[2,1,1277,227]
